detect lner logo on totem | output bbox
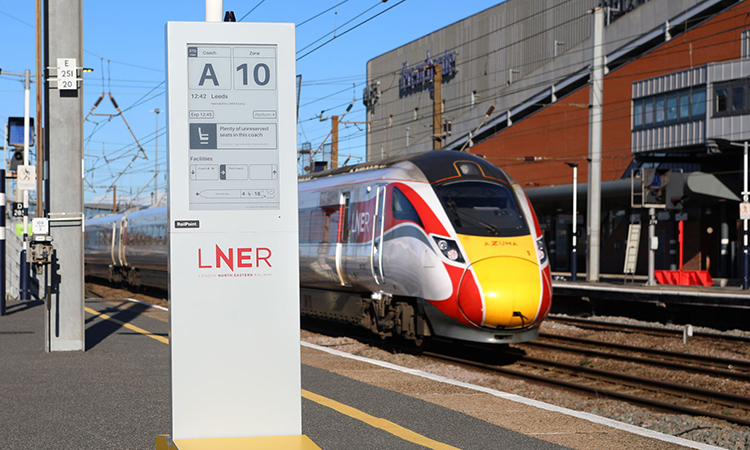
[197,244,273,276]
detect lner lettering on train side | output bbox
[354,212,370,233]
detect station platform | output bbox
[0,297,719,450]
[550,276,750,329]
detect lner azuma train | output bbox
[298,151,550,345]
[84,151,551,346]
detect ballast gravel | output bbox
[301,317,750,450]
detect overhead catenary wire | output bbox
[296,0,386,55]
[297,0,409,61]
[238,0,268,22]
[297,0,352,28]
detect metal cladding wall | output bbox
[365,0,597,160]
[364,0,710,162]
[631,66,708,154]
[707,59,750,142]
[468,0,747,188]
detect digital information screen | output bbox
[187,44,279,210]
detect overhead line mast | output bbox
[586,7,605,283]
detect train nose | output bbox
[458,257,541,328]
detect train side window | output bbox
[392,187,423,228]
[298,209,311,243]
[319,205,339,244]
[308,209,327,244]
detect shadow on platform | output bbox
[85,301,151,350]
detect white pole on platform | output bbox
[744,141,748,290]
[730,140,750,289]
[566,162,579,281]
[22,70,30,251]
[206,0,223,22]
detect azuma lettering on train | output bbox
[484,240,518,247]
[197,245,272,271]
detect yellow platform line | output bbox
[87,304,461,450]
[84,306,169,344]
[301,389,461,450]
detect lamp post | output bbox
[744,141,749,291]
[731,141,749,290]
[566,162,579,282]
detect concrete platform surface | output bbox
[0,298,716,450]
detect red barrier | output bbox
[653,220,714,287]
[654,270,713,287]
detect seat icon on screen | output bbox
[199,127,210,144]
[189,123,217,149]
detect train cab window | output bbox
[392,187,423,228]
[436,181,529,237]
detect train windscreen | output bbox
[436,181,529,237]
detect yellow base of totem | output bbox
[156,434,321,450]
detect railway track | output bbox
[423,350,750,428]
[548,315,750,343]
[527,333,750,382]
[85,288,104,299]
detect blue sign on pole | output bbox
[7,117,34,147]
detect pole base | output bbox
[156,434,321,450]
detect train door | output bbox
[118,217,129,267]
[370,184,387,285]
[110,222,119,266]
[335,192,351,286]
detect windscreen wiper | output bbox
[446,199,499,235]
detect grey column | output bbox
[44,0,84,351]
[586,7,604,282]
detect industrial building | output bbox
[364,0,750,281]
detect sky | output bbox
[0,0,500,205]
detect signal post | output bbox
[160,13,319,450]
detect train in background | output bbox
[85,151,552,346]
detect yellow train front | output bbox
[298,151,551,345]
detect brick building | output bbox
[365,0,749,280]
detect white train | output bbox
[85,151,551,345]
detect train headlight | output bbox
[432,236,465,263]
[536,236,547,265]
